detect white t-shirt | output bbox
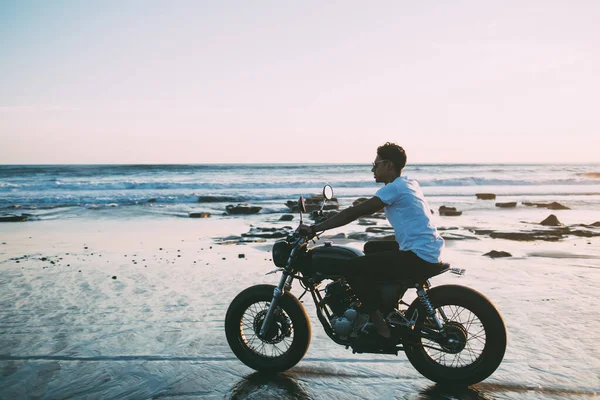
[375,176,444,263]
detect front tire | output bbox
[403,285,507,386]
[225,284,311,372]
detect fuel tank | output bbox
[309,242,364,277]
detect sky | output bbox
[1,1,599,164]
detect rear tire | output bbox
[403,285,506,386]
[225,284,311,372]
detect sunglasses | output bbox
[371,160,390,168]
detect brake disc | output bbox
[253,309,291,345]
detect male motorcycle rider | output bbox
[299,142,445,346]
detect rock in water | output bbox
[540,214,563,226]
[279,214,294,221]
[286,194,340,212]
[476,193,496,200]
[483,250,512,258]
[496,202,517,208]
[226,204,262,215]
[0,214,28,222]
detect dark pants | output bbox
[345,248,440,312]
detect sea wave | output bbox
[2,177,600,192]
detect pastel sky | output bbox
[1,1,599,164]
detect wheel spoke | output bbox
[469,327,486,339]
[237,300,296,359]
[417,303,488,369]
[451,353,460,368]
[463,311,477,331]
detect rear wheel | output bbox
[225,284,311,372]
[403,285,506,386]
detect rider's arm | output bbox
[312,196,385,233]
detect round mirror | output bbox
[323,185,333,200]
[298,196,307,213]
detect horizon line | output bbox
[1,161,599,166]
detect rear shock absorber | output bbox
[416,287,444,330]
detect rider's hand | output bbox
[297,224,315,237]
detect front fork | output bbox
[259,271,294,337]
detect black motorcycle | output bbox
[225,186,507,386]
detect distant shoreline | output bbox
[2,162,600,167]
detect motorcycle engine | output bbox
[323,280,354,315]
[323,280,367,339]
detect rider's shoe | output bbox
[386,310,410,327]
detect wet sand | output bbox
[1,218,599,399]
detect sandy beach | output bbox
[1,214,599,399]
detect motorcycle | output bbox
[225,185,507,386]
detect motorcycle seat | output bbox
[412,261,451,283]
[373,262,450,285]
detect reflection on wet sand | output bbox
[227,371,599,400]
[420,384,493,400]
[228,371,490,400]
[475,382,599,398]
[229,372,310,400]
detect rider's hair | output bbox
[377,142,407,174]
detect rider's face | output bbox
[371,156,390,183]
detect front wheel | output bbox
[225,284,311,372]
[403,285,507,386]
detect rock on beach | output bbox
[241,226,293,239]
[476,193,496,200]
[358,218,377,226]
[439,206,462,216]
[483,250,512,258]
[496,202,517,208]
[540,214,563,226]
[522,201,570,210]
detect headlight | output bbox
[272,240,292,267]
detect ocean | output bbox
[1,163,599,222]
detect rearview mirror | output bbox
[323,185,333,200]
[298,196,307,213]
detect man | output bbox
[299,142,444,343]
